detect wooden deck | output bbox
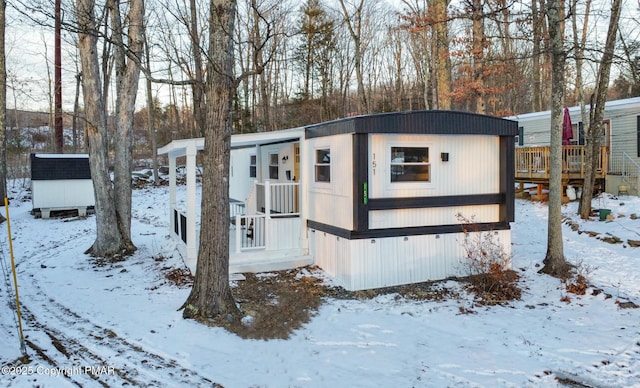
[515,146,607,200]
[515,145,607,182]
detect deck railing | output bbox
[515,145,607,180]
[622,152,639,194]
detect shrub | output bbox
[457,213,521,305]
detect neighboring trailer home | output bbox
[508,97,640,196]
[159,111,518,291]
[30,153,95,218]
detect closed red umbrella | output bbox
[562,106,573,145]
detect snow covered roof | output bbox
[158,127,305,157]
[505,96,640,121]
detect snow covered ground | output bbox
[1,181,639,387]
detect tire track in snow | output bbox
[14,275,220,387]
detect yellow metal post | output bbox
[4,197,27,356]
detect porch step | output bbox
[230,249,313,274]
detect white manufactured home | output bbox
[159,111,518,291]
[508,97,640,195]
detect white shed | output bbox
[30,153,95,218]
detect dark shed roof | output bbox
[305,110,518,139]
[31,153,92,181]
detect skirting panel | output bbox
[310,228,511,291]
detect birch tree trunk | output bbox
[540,0,570,276]
[578,0,622,219]
[182,0,240,321]
[77,0,123,256]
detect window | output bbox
[390,146,430,182]
[315,149,330,182]
[249,155,256,178]
[268,153,279,179]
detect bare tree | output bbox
[540,0,569,276]
[144,34,159,185]
[578,0,623,219]
[77,0,144,256]
[110,0,145,252]
[182,0,240,321]
[429,0,451,109]
[400,0,434,109]
[77,0,122,255]
[338,0,369,114]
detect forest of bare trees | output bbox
[2,0,639,150]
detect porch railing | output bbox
[234,214,266,252]
[515,145,607,180]
[255,181,300,216]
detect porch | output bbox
[158,135,311,275]
[171,180,310,274]
[515,145,608,199]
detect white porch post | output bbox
[186,143,198,270]
[264,180,271,217]
[235,217,242,253]
[299,140,309,252]
[264,180,271,250]
[169,153,177,236]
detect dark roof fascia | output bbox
[308,219,512,240]
[305,110,519,139]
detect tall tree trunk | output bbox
[77,0,123,256]
[110,0,143,252]
[429,0,451,110]
[182,0,240,321]
[189,0,206,136]
[72,66,82,153]
[54,0,63,153]
[540,0,570,277]
[578,0,622,220]
[471,0,485,114]
[253,0,271,131]
[144,37,159,186]
[531,0,544,112]
[339,0,368,114]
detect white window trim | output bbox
[268,153,279,180]
[312,146,332,190]
[249,154,257,178]
[386,142,433,190]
